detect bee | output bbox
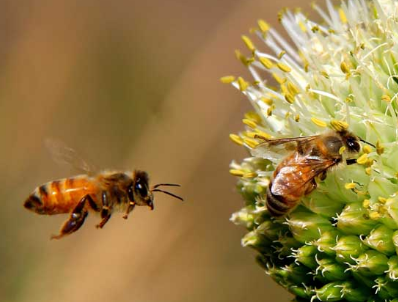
[254,129,373,217]
[23,140,183,239]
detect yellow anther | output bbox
[311,25,319,33]
[244,112,262,123]
[298,21,307,32]
[235,50,253,66]
[345,97,353,103]
[311,117,327,128]
[304,61,309,72]
[272,73,286,84]
[220,76,235,84]
[356,153,368,165]
[277,62,291,72]
[340,61,350,74]
[243,172,258,178]
[244,138,259,149]
[363,199,370,208]
[287,82,299,95]
[338,8,347,23]
[294,114,300,122]
[261,97,273,105]
[363,145,372,154]
[229,169,245,177]
[259,57,274,69]
[267,106,273,116]
[378,197,387,204]
[345,183,356,190]
[254,131,271,140]
[376,141,384,155]
[339,146,346,155]
[242,35,256,53]
[278,50,286,59]
[365,167,372,175]
[369,211,381,220]
[237,77,249,91]
[242,118,257,129]
[258,19,270,33]
[330,120,349,132]
[284,93,295,104]
[382,94,391,103]
[321,71,329,79]
[229,134,244,145]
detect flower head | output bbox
[226,0,398,300]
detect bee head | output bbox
[344,134,361,153]
[128,170,154,209]
[128,171,183,210]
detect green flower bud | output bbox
[362,225,395,255]
[334,235,368,264]
[287,210,334,243]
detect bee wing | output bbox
[271,155,336,196]
[251,135,319,161]
[44,138,97,175]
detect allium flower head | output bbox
[225,0,398,301]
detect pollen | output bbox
[260,97,273,105]
[229,134,244,146]
[344,183,356,190]
[369,211,381,220]
[242,118,257,129]
[339,146,346,155]
[330,120,349,132]
[363,145,372,154]
[229,169,245,177]
[243,172,258,178]
[277,62,291,73]
[338,8,347,24]
[243,138,259,149]
[273,73,286,84]
[220,76,236,84]
[259,57,274,69]
[237,77,249,91]
[363,199,370,208]
[340,61,350,74]
[376,141,384,155]
[258,19,270,33]
[382,95,391,103]
[356,154,368,165]
[242,35,256,53]
[311,117,327,128]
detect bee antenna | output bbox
[151,189,184,201]
[359,138,376,148]
[153,183,181,189]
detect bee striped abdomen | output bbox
[24,176,97,215]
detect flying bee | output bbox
[254,129,374,217]
[23,140,183,239]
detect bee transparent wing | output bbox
[271,154,336,196]
[251,135,319,161]
[45,138,97,175]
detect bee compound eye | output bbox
[135,181,148,197]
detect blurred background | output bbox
[0,0,319,301]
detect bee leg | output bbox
[122,202,136,219]
[50,195,89,240]
[318,171,327,181]
[96,191,112,229]
[346,158,357,165]
[305,179,317,195]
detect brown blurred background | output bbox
[0,0,316,301]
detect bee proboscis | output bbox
[254,129,373,217]
[24,140,183,239]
